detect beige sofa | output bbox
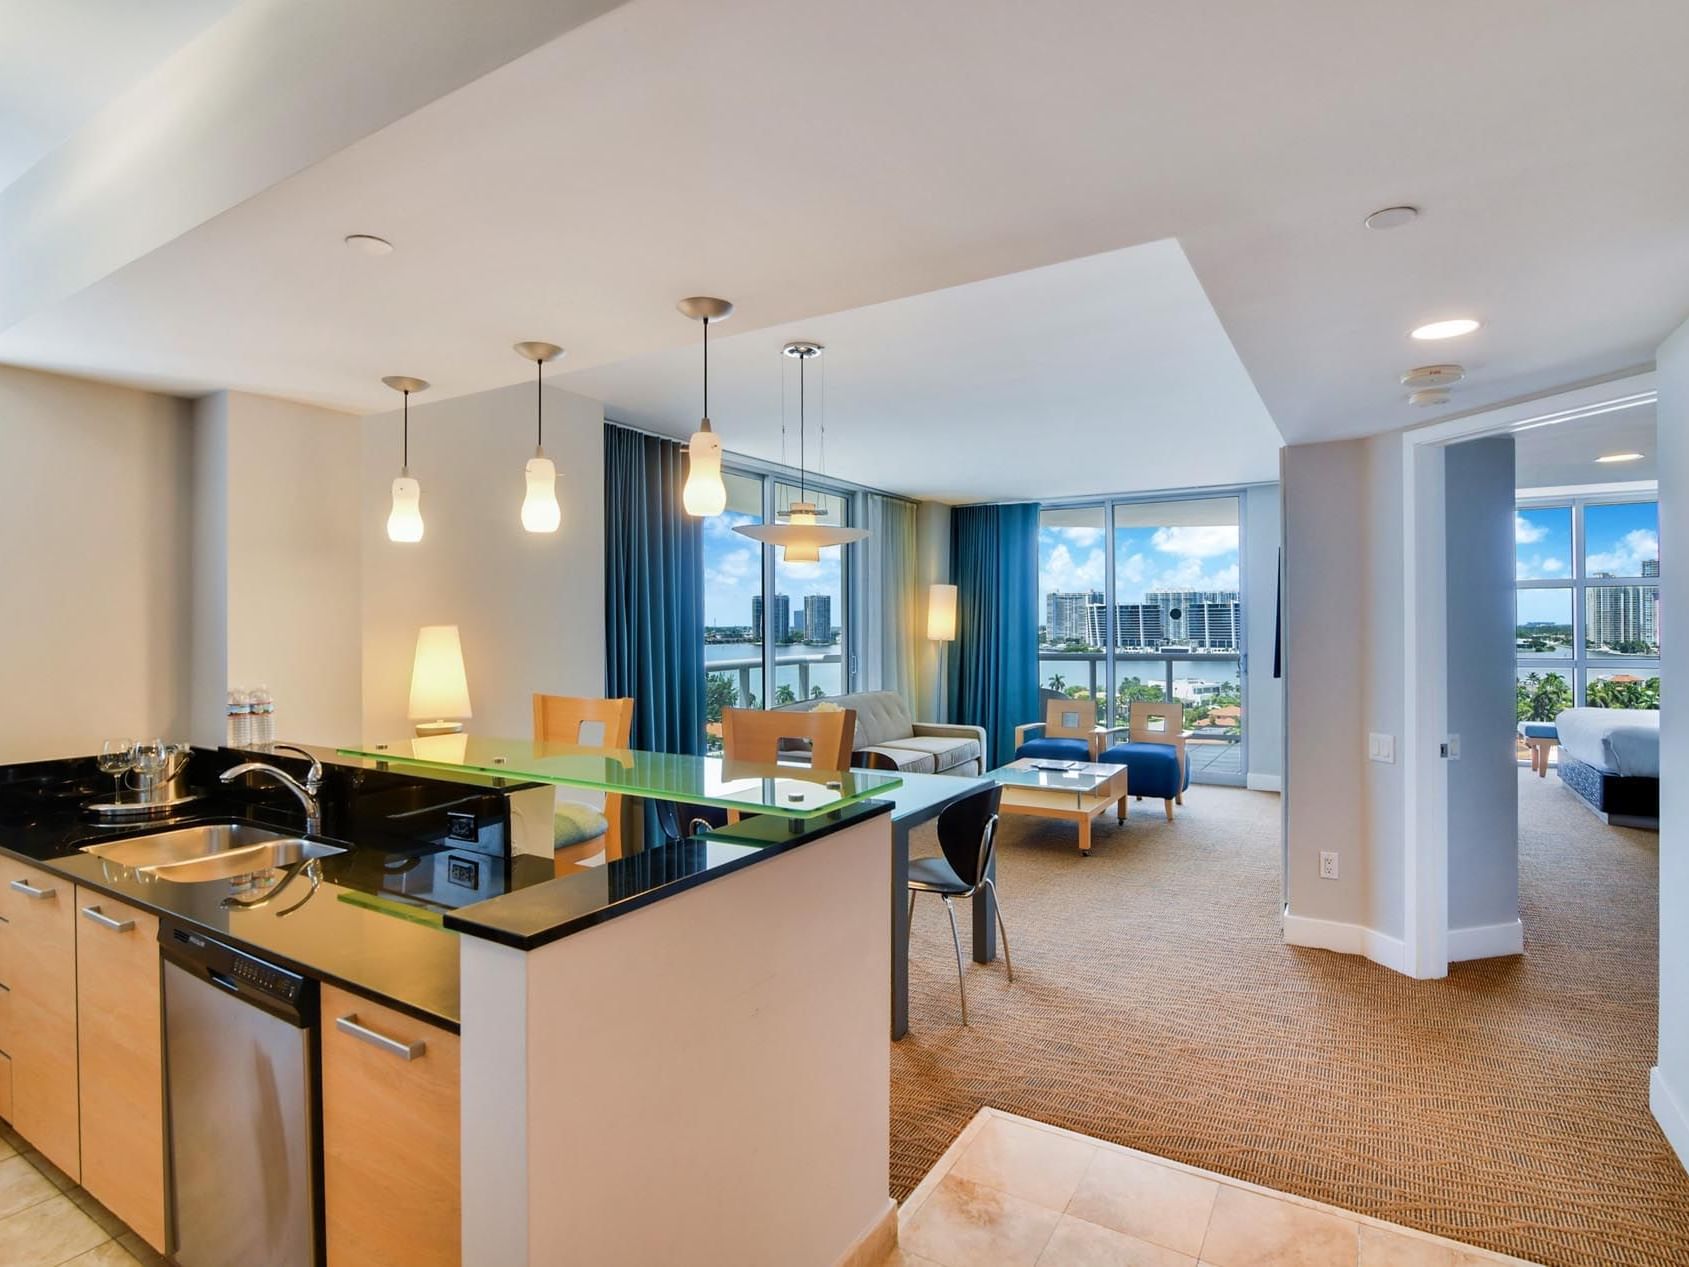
[773,690,986,776]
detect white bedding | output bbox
[1554,707,1660,777]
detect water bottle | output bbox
[252,684,275,748]
[228,689,253,747]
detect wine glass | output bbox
[98,739,135,802]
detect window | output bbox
[1036,494,1246,785]
[701,467,857,751]
[1513,496,1659,746]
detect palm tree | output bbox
[1048,672,1067,693]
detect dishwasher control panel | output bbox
[162,922,314,1023]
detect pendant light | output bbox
[514,341,565,533]
[734,342,868,561]
[383,375,429,543]
[678,296,733,516]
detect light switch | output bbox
[1368,733,1395,763]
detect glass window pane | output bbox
[772,483,846,705]
[1038,506,1107,707]
[703,471,764,750]
[1516,588,1573,658]
[1171,658,1242,781]
[1586,669,1661,709]
[1584,584,1659,657]
[1516,666,1573,722]
[1514,506,1571,580]
[1584,501,1659,578]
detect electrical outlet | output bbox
[1446,734,1460,760]
[1368,733,1395,763]
[1319,851,1339,880]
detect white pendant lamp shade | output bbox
[388,475,424,542]
[678,296,734,517]
[683,423,726,515]
[382,376,429,544]
[514,341,565,534]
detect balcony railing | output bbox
[706,650,843,708]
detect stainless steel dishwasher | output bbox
[160,920,322,1267]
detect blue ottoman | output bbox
[1099,740,1191,820]
[1518,722,1558,777]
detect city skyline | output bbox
[704,508,843,635]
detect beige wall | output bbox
[360,381,605,741]
[0,366,193,762]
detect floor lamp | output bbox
[928,583,957,721]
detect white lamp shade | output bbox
[521,454,562,533]
[387,475,424,543]
[683,427,726,516]
[408,625,472,722]
[928,583,958,641]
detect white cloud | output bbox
[705,547,755,588]
[1117,552,1147,586]
[1058,526,1102,547]
[1151,559,1239,592]
[1150,525,1238,558]
[1540,557,1565,573]
[1587,529,1659,576]
[1514,514,1549,545]
[1043,544,1105,595]
[1516,554,1568,581]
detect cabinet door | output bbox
[322,985,460,1267]
[75,887,167,1252]
[1,861,79,1179]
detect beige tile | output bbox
[1037,1214,1198,1266]
[1198,1185,1359,1267]
[115,1231,168,1267]
[902,1174,1062,1267]
[879,1250,945,1267]
[62,1242,143,1266]
[952,1115,1097,1213]
[19,1150,78,1193]
[68,1187,129,1238]
[0,1154,58,1219]
[1066,1149,1218,1257]
[1359,1223,1462,1267]
[0,1193,110,1267]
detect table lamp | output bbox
[409,625,472,736]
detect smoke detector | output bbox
[1400,364,1465,388]
[1408,388,1451,407]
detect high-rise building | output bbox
[803,594,833,644]
[1145,590,1241,650]
[1046,591,1102,644]
[751,593,790,642]
[1088,602,1164,649]
[1588,583,1658,652]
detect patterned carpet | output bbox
[890,769,1688,1267]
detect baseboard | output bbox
[1651,1067,1689,1173]
[1246,773,1283,793]
[1282,908,1407,974]
[1447,918,1524,962]
[832,1197,897,1267]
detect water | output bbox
[705,639,844,704]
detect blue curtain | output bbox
[604,424,705,761]
[949,502,1040,767]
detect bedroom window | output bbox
[1514,495,1660,755]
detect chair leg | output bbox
[983,877,1012,983]
[942,895,968,1026]
[1116,795,1126,824]
[1164,799,1174,821]
[1176,791,1184,805]
[907,890,917,955]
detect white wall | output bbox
[0,366,193,761]
[360,382,604,740]
[1243,483,1283,789]
[1653,316,1689,1170]
[190,391,363,747]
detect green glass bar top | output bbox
[335,736,902,818]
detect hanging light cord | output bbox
[702,316,711,423]
[798,353,808,503]
[535,357,544,450]
[401,390,410,472]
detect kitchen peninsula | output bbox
[0,742,898,1267]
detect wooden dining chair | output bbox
[720,706,856,769]
[532,694,635,874]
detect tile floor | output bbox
[886,1108,1546,1267]
[0,1122,163,1267]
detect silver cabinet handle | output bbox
[80,905,135,933]
[10,878,55,900]
[336,1014,426,1061]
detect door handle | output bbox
[80,905,135,933]
[9,878,55,900]
[335,1014,426,1061]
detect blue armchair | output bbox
[1014,698,1097,763]
[1099,701,1190,821]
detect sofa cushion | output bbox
[553,801,610,848]
[879,734,982,774]
[1099,741,1190,798]
[775,690,914,748]
[1015,737,1092,763]
[859,744,937,775]
[1518,722,1558,740]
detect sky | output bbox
[1039,520,1240,614]
[703,509,842,631]
[1514,501,1658,627]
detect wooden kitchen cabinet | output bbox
[321,985,461,1267]
[75,886,167,1252]
[0,860,79,1180]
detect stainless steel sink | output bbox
[81,823,345,883]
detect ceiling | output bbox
[0,0,236,190]
[3,0,1688,498]
[1514,399,1657,490]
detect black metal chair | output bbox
[907,783,1011,1025]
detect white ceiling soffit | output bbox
[565,240,1283,503]
[0,0,628,331]
[2,0,1688,451]
[1513,399,1657,489]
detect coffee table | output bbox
[987,758,1128,855]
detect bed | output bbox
[1553,707,1660,827]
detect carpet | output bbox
[889,769,1688,1267]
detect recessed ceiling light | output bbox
[344,233,393,256]
[1411,318,1480,340]
[1596,452,1645,464]
[1364,205,1419,230]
